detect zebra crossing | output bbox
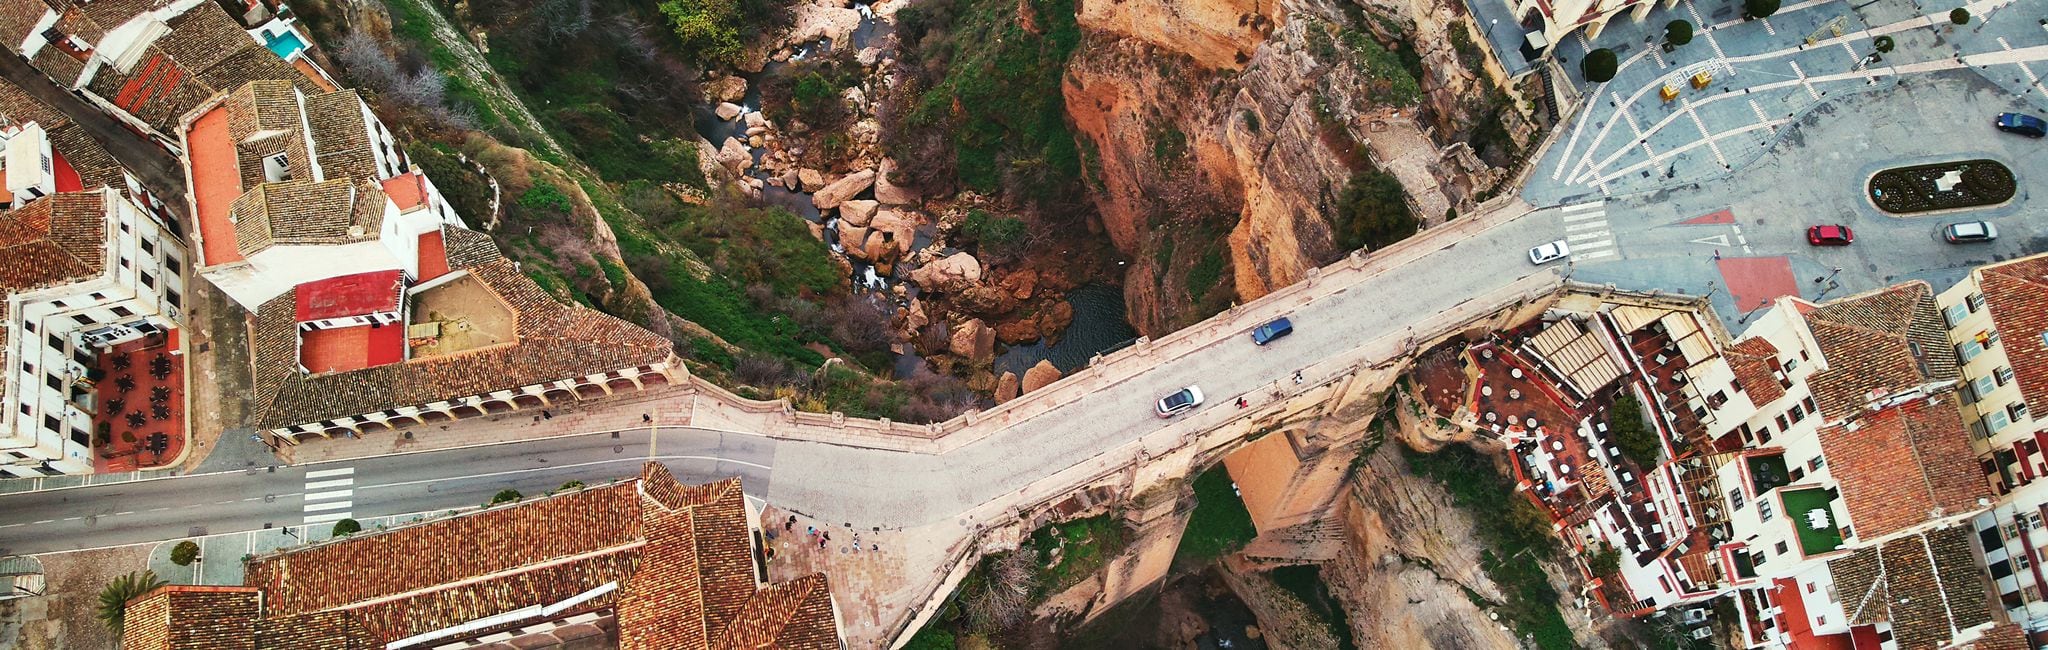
[301,466,354,525]
[1559,201,1616,263]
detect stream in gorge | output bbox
[688,3,1139,383]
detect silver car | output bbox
[1528,240,1571,265]
[1943,221,1998,243]
[1156,386,1204,418]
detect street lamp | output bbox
[1737,298,1771,324]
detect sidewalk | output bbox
[279,386,688,464]
[760,504,969,649]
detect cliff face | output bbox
[1063,20,1354,334]
[1325,444,1526,650]
[1062,0,1532,336]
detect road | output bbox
[0,207,1564,555]
[0,53,190,222]
[6,1,2047,558]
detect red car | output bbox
[1806,225,1854,246]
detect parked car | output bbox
[1528,240,1571,265]
[1251,317,1294,345]
[1943,221,1999,243]
[1155,386,1204,418]
[1806,224,1854,246]
[1996,113,2048,138]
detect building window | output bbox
[45,374,60,391]
[140,238,154,255]
[17,404,28,416]
[2012,402,2030,423]
[167,290,181,309]
[140,272,155,289]
[1788,405,1805,423]
[1759,499,1775,522]
[1959,340,1985,364]
[1802,395,1817,413]
[119,256,130,269]
[166,256,181,277]
[1776,414,1790,430]
[42,415,58,432]
[1757,426,1774,444]
[1775,541,1789,555]
[1977,376,1997,400]
[1988,329,2003,348]
[69,429,88,446]
[1790,467,1806,482]
[1785,359,1800,373]
[1997,366,2016,386]
[110,305,132,317]
[1989,409,2012,433]
[70,314,91,325]
[21,320,33,333]
[1946,303,1971,327]
[1809,456,1824,471]
[1969,293,1987,312]
[47,333,61,349]
[1730,489,1746,511]
[1972,419,1992,441]
[89,292,105,301]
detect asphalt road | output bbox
[0,209,1565,555]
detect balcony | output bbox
[1782,488,1845,556]
[1747,454,1791,494]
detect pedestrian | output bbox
[1292,370,1303,384]
[1712,249,1721,261]
[642,413,652,424]
[819,537,828,549]
[871,543,879,552]
[785,519,795,532]
[807,526,815,536]
[1236,397,1247,409]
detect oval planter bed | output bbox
[1868,159,2015,214]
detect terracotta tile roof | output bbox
[246,244,673,431]
[72,3,323,135]
[1806,283,1960,419]
[1828,526,1993,650]
[0,191,106,291]
[713,574,840,650]
[1975,255,2048,418]
[1816,394,1988,540]
[0,75,71,129]
[45,123,126,191]
[303,89,379,181]
[227,465,839,648]
[120,585,261,650]
[227,178,382,256]
[1725,337,1784,406]
[1964,624,2032,650]
[0,0,56,55]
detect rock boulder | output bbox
[949,319,996,363]
[909,252,982,292]
[715,137,752,173]
[867,209,919,257]
[812,169,876,209]
[995,372,1021,403]
[1021,360,1062,393]
[995,319,1041,345]
[874,158,919,205]
[714,102,744,121]
[798,168,827,192]
[705,77,748,104]
[839,199,879,228]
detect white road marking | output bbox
[1566,220,1610,232]
[1690,234,1732,246]
[304,489,354,501]
[304,500,353,513]
[1562,201,1606,213]
[1568,230,1613,242]
[1572,250,1618,262]
[305,467,355,479]
[1571,239,1615,251]
[304,478,355,490]
[303,512,353,524]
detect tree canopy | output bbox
[1583,48,1619,83]
[1666,20,1694,46]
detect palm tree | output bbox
[96,570,168,633]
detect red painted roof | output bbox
[50,149,82,192]
[299,323,404,374]
[294,270,404,322]
[1771,578,1854,650]
[186,106,242,265]
[380,173,426,212]
[415,230,449,282]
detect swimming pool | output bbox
[263,29,306,59]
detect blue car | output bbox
[1251,317,1294,345]
[1996,113,2047,138]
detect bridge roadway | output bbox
[0,199,1563,556]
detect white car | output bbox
[1528,240,1571,265]
[1156,386,1204,418]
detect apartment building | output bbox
[1936,254,2048,639]
[0,187,185,476]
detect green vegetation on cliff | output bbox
[1403,443,1576,650]
[1176,465,1258,568]
[888,0,1087,208]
